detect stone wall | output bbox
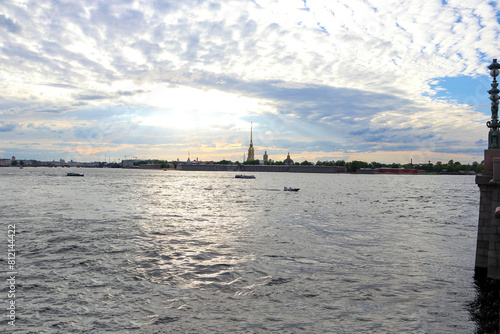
[177,164,239,171]
[177,164,344,173]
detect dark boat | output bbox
[67,173,84,177]
[235,174,255,179]
[284,187,299,191]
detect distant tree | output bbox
[301,160,313,165]
[19,160,24,166]
[434,161,443,173]
[316,160,334,166]
[477,161,484,173]
[445,160,456,173]
[11,160,17,166]
[346,160,369,172]
[471,161,483,173]
[335,160,346,166]
[216,160,233,165]
[243,159,260,165]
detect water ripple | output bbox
[1,168,479,333]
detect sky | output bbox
[0,0,499,164]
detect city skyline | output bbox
[0,1,499,163]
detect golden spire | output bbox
[250,122,253,145]
[247,122,255,161]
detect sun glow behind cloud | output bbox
[130,86,273,129]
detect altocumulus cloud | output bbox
[0,122,17,132]
[0,0,498,162]
[0,14,20,33]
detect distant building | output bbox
[357,168,375,174]
[247,123,255,162]
[375,168,418,174]
[137,164,161,169]
[263,151,268,163]
[284,152,294,165]
[0,159,11,167]
[121,159,141,168]
[337,166,347,173]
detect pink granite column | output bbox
[476,150,500,278]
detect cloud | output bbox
[0,14,20,33]
[44,83,78,89]
[0,0,497,162]
[0,122,17,132]
[74,94,110,101]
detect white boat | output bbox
[284,187,300,191]
[235,174,255,179]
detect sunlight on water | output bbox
[0,168,480,333]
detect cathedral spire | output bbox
[250,122,253,145]
[247,122,255,162]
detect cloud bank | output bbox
[0,0,498,163]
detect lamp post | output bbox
[487,59,500,148]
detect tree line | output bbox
[336,159,484,173]
[133,158,484,174]
[217,159,484,173]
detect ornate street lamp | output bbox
[487,59,500,148]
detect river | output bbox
[0,168,481,333]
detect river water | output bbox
[0,168,481,333]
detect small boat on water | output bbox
[67,173,84,177]
[235,174,255,179]
[284,187,300,192]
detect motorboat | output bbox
[284,187,299,191]
[67,173,84,177]
[235,174,255,179]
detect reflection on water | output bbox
[0,168,483,332]
[469,275,500,334]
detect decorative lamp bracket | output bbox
[487,59,500,148]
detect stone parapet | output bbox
[476,149,500,279]
[483,149,500,175]
[176,164,345,173]
[477,174,493,185]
